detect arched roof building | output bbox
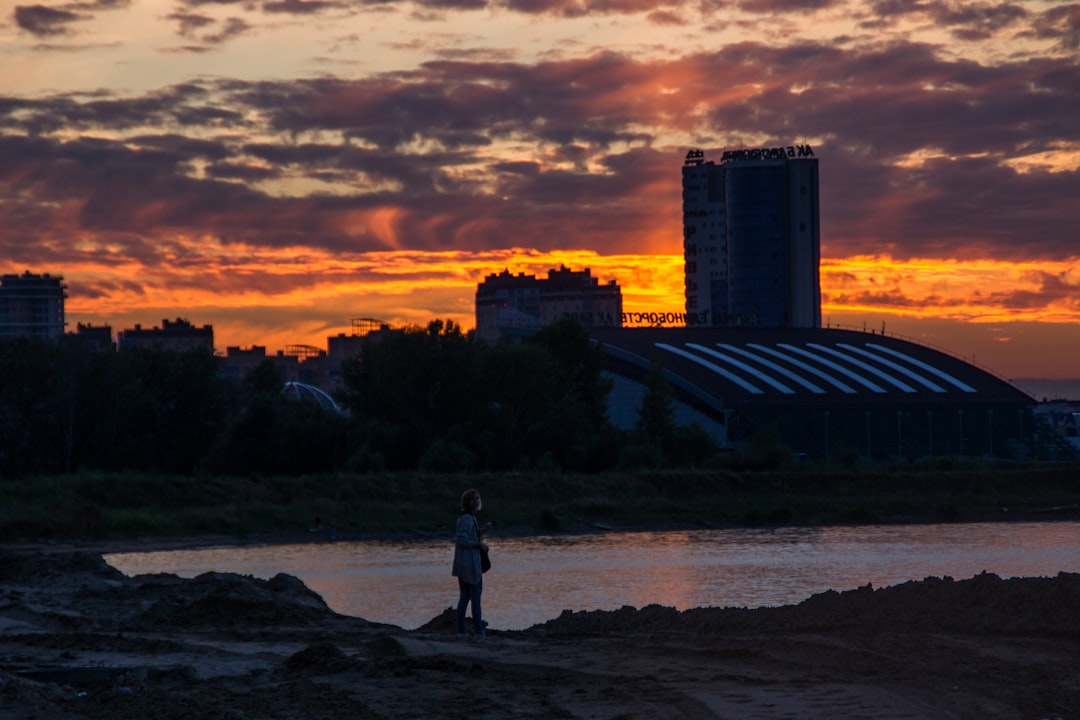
[589,326,1040,461]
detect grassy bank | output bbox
[1,462,1078,543]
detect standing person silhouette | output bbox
[451,488,488,639]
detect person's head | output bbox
[460,489,482,513]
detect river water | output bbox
[106,521,1080,631]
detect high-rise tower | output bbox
[682,145,820,328]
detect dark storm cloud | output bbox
[929,1,1027,41]
[262,0,345,14]
[126,133,233,161]
[695,41,1078,145]
[496,0,666,15]
[228,74,512,150]
[240,141,487,193]
[499,0,577,13]
[166,6,251,44]
[825,288,946,311]
[646,9,687,25]
[243,54,659,152]
[16,0,1061,38]
[163,45,217,54]
[14,5,85,36]
[202,17,253,43]
[14,0,131,37]
[0,84,239,135]
[734,0,839,13]
[1031,3,1080,50]
[862,0,1028,40]
[1,32,1077,261]
[67,0,131,8]
[415,0,488,9]
[985,272,1080,311]
[168,10,216,36]
[74,277,149,301]
[0,133,393,264]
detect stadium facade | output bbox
[590,325,1045,461]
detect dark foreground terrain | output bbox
[2,543,1078,719]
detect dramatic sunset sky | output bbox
[1,0,1078,382]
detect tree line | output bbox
[0,319,723,479]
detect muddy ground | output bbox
[1,543,1078,719]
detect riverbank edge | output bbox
[7,507,1080,560]
[3,465,1078,555]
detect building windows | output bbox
[682,148,820,329]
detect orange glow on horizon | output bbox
[822,256,1080,324]
[52,250,1080,376]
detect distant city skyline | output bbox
[2,1,1077,382]
[48,255,1078,388]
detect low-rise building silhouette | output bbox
[475,265,622,341]
[0,271,67,340]
[71,322,114,350]
[118,318,213,352]
[221,346,300,384]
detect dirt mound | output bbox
[0,671,71,708]
[138,571,336,629]
[528,603,684,636]
[366,635,408,658]
[1,549,123,585]
[770,571,1080,635]
[283,642,357,675]
[530,572,1080,638]
[415,607,458,633]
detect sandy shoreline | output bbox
[2,537,1079,719]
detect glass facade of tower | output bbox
[682,146,820,328]
[726,163,790,326]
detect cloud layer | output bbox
[1,0,1078,376]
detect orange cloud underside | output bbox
[821,256,1080,323]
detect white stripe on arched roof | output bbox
[747,344,858,394]
[777,344,887,393]
[688,344,796,394]
[655,343,765,395]
[837,343,947,393]
[716,344,826,394]
[866,344,978,393]
[807,343,917,393]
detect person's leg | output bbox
[470,577,484,636]
[456,579,470,636]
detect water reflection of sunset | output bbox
[106,522,1080,631]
